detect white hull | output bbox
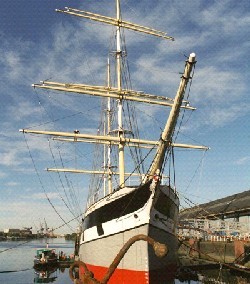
[79,182,179,283]
[79,224,178,270]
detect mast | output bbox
[116,0,125,188]
[148,53,196,178]
[106,57,113,194]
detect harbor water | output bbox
[0,238,74,284]
[1,238,250,283]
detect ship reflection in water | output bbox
[33,266,68,283]
[33,265,250,283]
[193,267,250,284]
[34,267,58,283]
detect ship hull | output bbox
[79,182,179,283]
[79,224,178,283]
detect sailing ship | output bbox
[20,1,208,283]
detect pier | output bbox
[178,189,250,272]
[179,188,250,239]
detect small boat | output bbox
[34,248,58,268]
[58,250,74,267]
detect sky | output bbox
[0,0,249,234]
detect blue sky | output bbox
[0,0,249,233]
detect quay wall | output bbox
[178,239,250,264]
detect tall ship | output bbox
[20,1,208,283]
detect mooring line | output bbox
[0,268,32,273]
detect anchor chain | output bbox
[69,234,168,284]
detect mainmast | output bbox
[106,57,113,194]
[116,0,125,188]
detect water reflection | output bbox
[9,263,250,284]
[34,267,57,283]
[0,238,74,284]
[33,266,68,283]
[177,266,250,284]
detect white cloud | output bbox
[194,66,245,100]
[235,156,250,166]
[205,104,249,127]
[4,181,18,187]
[31,192,60,200]
[0,148,22,167]
[200,1,250,34]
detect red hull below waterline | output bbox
[79,263,178,284]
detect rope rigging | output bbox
[48,139,81,220]
[30,86,101,224]
[87,16,152,200]
[22,131,75,232]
